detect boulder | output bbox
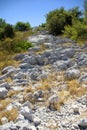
[20,106,34,121]
[34,90,44,99]
[22,101,32,108]
[53,60,74,71]
[28,125,36,130]
[14,54,25,61]
[33,117,41,126]
[12,72,26,80]
[48,94,59,110]
[73,105,79,114]
[1,66,15,75]
[16,114,24,122]
[78,118,87,129]
[19,63,32,71]
[28,34,54,44]
[1,117,8,125]
[43,42,53,49]
[0,87,8,99]
[61,48,75,58]
[22,56,37,65]
[35,55,45,65]
[65,69,80,80]
[14,120,30,130]
[0,73,10,80]
[76,53,87,67]
[0,82,10,90]
[0,122,14,130]
[28,46,41,52]
[79,74,87,83]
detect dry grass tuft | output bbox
[6,77,12,83]
[55,91,69,111]
[67,80,86,97]
[0,108,18,124]
[0,98,18,124]
[7,90,20,98]
[0,98,11,111]
[36,79,51,91]
[0,51,20,72]
[24,85,34,93]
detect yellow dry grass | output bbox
[0,108,18,124]
[0,98,11,111]
[0,98,18,124]
[0,51,20,72]
[7,90,20,98]
[67,80,86,97]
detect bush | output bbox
[46,8,72,35]
[4,24,15,38]
[1,38,33,53]
[63,21,87,42]
[14,41,33,52]
[0,28,4,40]
[15,21,31,31]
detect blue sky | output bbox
[0,0,84,27]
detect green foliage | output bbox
[84,0,87,23]
[84,0,87,12]
[0,28,4,40]
[0,20,15,40]
[63,21,87,42]
[14,41,33,52]
[46,6,82,36]
[4,24,15,38]
[0,37,33,53]
[15,21,31,31]
[0,18,6,28]
[69,7,82,19]
[46,7,73,35]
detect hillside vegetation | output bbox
[46,4,87,43]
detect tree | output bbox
[46,7,72,35]
[0,18,6,28]
[69,7,82,19]
[15,21,31,31]
[84,0,87,22]
[4,24,15,38]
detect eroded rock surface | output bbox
[0,33,87,130]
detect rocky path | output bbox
[0,33,87,130]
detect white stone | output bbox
[78,118,87,127]
[1,117,8,124]
[20,106,33,121]
[0,87,8,99]
[65,69,80,80]
[29,125,36,130]
[33,117,41,126]
[6,103,13,111]
[73,105,79,114]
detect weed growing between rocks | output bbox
[0,98,18,125]
[0,98,11,111]
[0,108,18,124]
[0,51,19,72]
[67,80,86,97]
[7,90,20,98]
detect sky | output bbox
[0,0,84,27]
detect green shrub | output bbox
[15,22,31,31]
[0,37,33,53]
[63,21,87,42]
[0,28,4,40]
[14,41,33,52]
[4,24,15,38]
[46,8,70,35]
